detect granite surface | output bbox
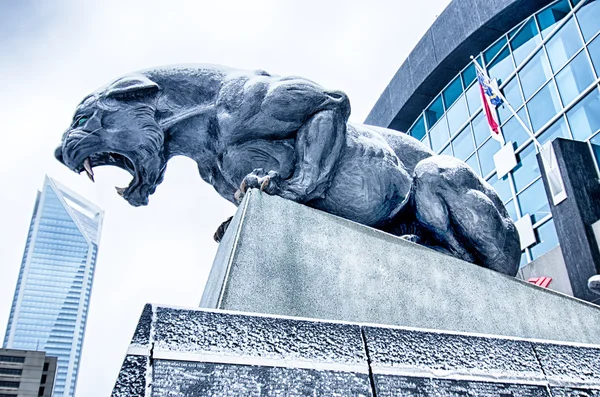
[200,189,600,345]
[112,305,600,396]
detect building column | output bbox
[537,138,600,303]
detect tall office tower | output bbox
[3,176,104,397]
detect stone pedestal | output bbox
[112,304,600,397]
[201,189,600,345]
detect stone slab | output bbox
[200,189,600,345]
[112,305,600,396]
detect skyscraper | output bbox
[3,176,104,397]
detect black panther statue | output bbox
[54,65,521,275]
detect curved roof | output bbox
[365,0,554,131]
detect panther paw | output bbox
[234,169,282,203]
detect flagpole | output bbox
[470,56,542,151]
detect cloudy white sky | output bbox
[0,0,451,395]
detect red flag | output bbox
[479,82,502,142]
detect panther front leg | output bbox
[235,106,348,203]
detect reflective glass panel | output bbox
[443,76,463,108]
[429,116,450,152]
[421,135,431,149]
[472,111,490,146]
[576,0,600,41]
[555,50,595,105]
[452,125,475,160]
[509,21,526,38]
[512,143,541,192]
[447,95,469,134]
[588,35,600,75]
[488,174,512,203]
[527,81,562,132]
[466,153,481,176]
[546,18,584,72]
[465,81,482,115]
[519,50,553,99]
[502,107,532,148]
[498,77,524,123]
[440,144,452,156]
[511,18,541,65]
[566,87,600,140]
[538,116,571,145]
[505,199,519,222]
[478,137,502,176]
[488,46,515,84]
[530,219,559,259]
[537,0,571,38]
[484,37,508,64]
[409,115,426,141]
[517,178,551,223]
[462,63,477,87]
[426,95,444,127]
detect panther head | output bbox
[55,74,167,206]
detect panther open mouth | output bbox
[74,151,141,200]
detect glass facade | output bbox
[405,0,600,266]
[3,177,103,397]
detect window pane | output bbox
[546,18,584,72]
[409,115,426,141]
[452,125,475,160]
[555,50,595,105]
[539,116,570,145]
[511,18,541,66]
[430,116,450,152]
[513,143,541,192]
[462,63,477,87]
[426,95,444,127]
[488,174,513,203]
[576,0,600,41]
[443,76,463,108]
[466,153,481,176]
[498,77,524,123]
[502,107,532,148]
[465,81,482,115]
[484,37,508,64]
[472,111,490,146]
[421,135,431,149]
[488,46,515,84]
[517,178,550,223]
[519,252,528,267]
[447,96,469,134]
[530,219,559,259]
[537,0,571,38]
[588,35,600,75]
[505,199,519,222]
[478,137,502,176]
[566,88,600,140]
[519,50,553,99]
[440,144,452,156]
[527,81,562,132]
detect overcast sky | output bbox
[0,0,451,395]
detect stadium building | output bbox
[366,0,600,302]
